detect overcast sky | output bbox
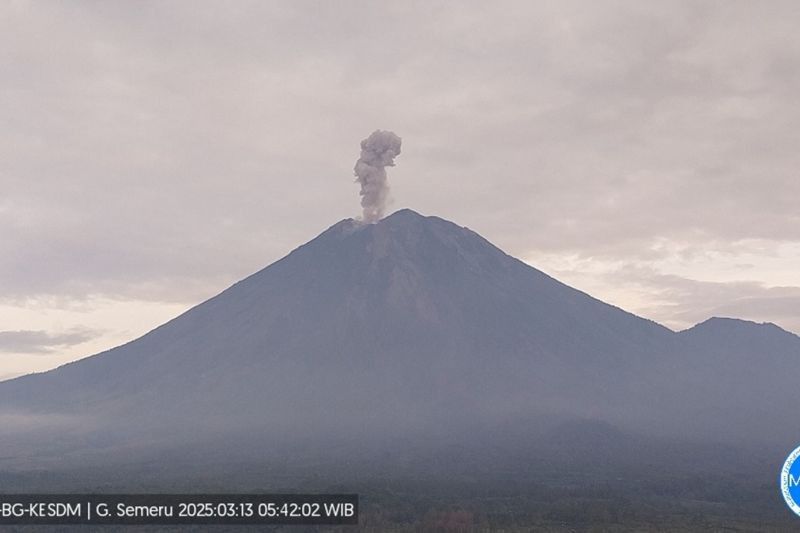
[2,1,799,379]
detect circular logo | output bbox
[781,445,800,516]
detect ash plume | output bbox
[353,130,402,223]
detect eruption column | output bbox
[353,130,402,223]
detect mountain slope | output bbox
[1,209,798,459]
[0,210,671,409]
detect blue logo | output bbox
[781,445,800,516]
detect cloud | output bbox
[602,266,800,334]
[0,328,97,354]
[0,1,797,304]
[0,1,798,377]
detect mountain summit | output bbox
[0,210,669,413]
[1,209,798,469]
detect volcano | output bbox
[1,209,799,483]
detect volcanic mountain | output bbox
[1,209,799,477]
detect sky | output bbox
[1,1,799,379]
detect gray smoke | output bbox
[353,130,402,223]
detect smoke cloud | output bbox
[353,130,402,223]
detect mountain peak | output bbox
[307,208,489,268]
[680,316,800,349]
[4,208,800,464]
[688,316,788,334]
[383,207,425,220]
[375,209,454,233]
[317,209,440,241]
